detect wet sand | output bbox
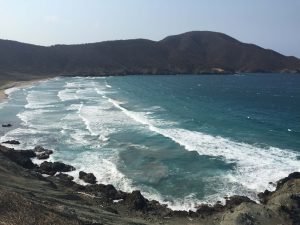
[0,78,52,102]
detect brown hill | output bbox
[0,31,299,82]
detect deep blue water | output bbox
[0,74,299,210]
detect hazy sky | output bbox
[0,0,299,57]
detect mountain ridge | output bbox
[0,31,300,82]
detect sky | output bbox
[0,0,299,57]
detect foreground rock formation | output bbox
[0,144,299,225]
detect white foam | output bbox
[67,151,134,193]
[57,88,79,101]
[3,77,299,212]
[17,109,55,126]
[25,90,58,109]
[107,97,300,205]
[4,87,20,96]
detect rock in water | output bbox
[79,171,97,184]
[2,123,12,127]
[2,140,20,145]
[39,161,75,176]
[34,146,54,160]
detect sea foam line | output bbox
[107,97,300,195]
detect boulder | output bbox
[79,171,97,184]
[34,146,54,160]
[0,145,36,169]
[224,196,254,209]
[56,173,74,181]
[124,190,147,211]
[55,173,75,186]
[84,184,121,199]
[39,161,75,176]
[2,140,20,145]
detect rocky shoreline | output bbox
[0,143,300,225]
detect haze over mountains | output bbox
[0,31,300,82]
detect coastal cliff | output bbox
[0,144,299,225]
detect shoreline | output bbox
[0,143,299,224]
[0,77,53,102]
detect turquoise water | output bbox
[0,74,299,210]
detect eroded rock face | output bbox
[79,171,97,184]
[39,161,75,176]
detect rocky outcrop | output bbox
[0,145,36,169]
[34,145,53,159]
[84,183,121,199]
[55,173,75,187]
[123,190,147,211]
[2,123,12,127]
[2,140,20,145]
[0,143,300,225]
[79,171,97,184]
[39,161,75,176]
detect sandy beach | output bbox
[0,78,52,102]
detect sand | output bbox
[0,78,52,102]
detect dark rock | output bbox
[224,195,254,209]
[39,161,75,176]
[258,173,300,204]
[196,196,254,216]
[36,152,51,160]
[0,145,36,169]
[278,194,300,224]
[2,140,20,145]
[79,171,97,184]
[276,172,300,190]
[34,146,53,154]
[84,184,120,199]
[146,200,171,216]
[56,172,74,181]
[34,145,46,152]
[60,194,82,201]
[55,173,75,186]
[34,146,54,159]
[2,123,12,127]
[104,207,118,214]
[170,210,189,217]
[258,190,272,204]
[196,204,217,215]
[236,213,256,225]
[124,190,147,211]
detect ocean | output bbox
[0,74,299,211]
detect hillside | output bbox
[0,31,300,82]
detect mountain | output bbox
[0,31,300,82]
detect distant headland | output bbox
[0,31,300,84]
